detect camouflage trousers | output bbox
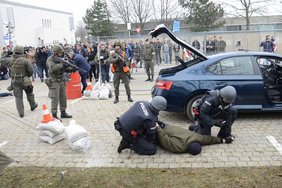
[12,82,36,116]
[113,72,131,97]
[48,81,67,114]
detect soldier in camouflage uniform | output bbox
[143,39,155,82]
[0,46,38,117]
[109,42,133,104]
[46,45,73,119]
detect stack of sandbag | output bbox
[65,120,92,153]
[36,119,65,145]
[36,104,65,145]
[83,82,112,100]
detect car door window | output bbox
[208,56,254,75]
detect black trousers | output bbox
[194,106,237,138]
[116,126,156,155]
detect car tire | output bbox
[186,94,204,121]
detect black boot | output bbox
[52,113,61,121]
[61,110,72,118]
[117,139,130,153]
[145,75,151,81]
[128,95,133,102]
[31,103,38,111]
[114,96,119,104]
[150,75,154,82]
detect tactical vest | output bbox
[47,55,64,80]
[10,57,29,78]
[112,51,126,73]
[118,101,158,135]
[143,45,154,60]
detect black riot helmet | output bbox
[219,86,237,104]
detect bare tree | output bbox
[107,0,132,23]
[152,0,182,28]
[75,21,89,42]
[130,0,153,32]
[218,0,274,30]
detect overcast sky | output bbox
[8,0,282,26]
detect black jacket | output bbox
[118,101,158,140]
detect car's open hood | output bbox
[149,24,207,60]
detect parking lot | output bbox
[0,64,281,169]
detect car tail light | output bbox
[156,80,173,90]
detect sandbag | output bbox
[98,85,109,100]
[39,130,58,138]
[90,90,100,100]
[36,119,65,134]
[65,120,89,143]
[68,136,92,153]
[39,133,65,145]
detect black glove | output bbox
[72,67,77,73]
[225,135,235,144]
[157,120,166,128]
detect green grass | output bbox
[0,166,281,188]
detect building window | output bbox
[42,19,52,28]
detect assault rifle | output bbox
[58,58,87,74]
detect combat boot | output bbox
[128,95,133,102]
[61,110,72,118]
[117,139,130,153]
[52,113,61,121]
[114,96,119,104]
[145,75,151,81]
[31,103,38,111]
[150,75,154,82]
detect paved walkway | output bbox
[0,64,281,168]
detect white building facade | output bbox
[0,0,75,47]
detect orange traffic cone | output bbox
[85,79,92,91]
[41,104,55,123]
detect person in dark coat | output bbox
[156,122,227,155]
[260,35,274,53]
[36,46,48,82]
[190,86,237,143]
[114,96,167,155]
[65,50,91,94]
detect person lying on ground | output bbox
[156,121,232,155]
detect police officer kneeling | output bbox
[114,96,167,155]
[190,86,237,143]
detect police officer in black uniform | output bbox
[190,86,237,143]
[114,96,167,155]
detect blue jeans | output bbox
[163,53,170,64]
[101,64,110,83]
[38,63,48,79]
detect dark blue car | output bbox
[150,25,282,120]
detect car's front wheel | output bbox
[186,94,204,121]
